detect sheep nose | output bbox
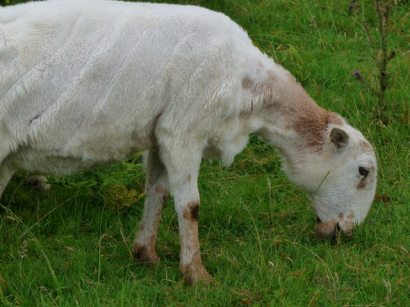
[316,217,340,240]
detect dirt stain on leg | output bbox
[183,201,200,221]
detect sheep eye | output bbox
[359,167,369,178]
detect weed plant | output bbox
[1,0,409,306]
[350,0,401,123]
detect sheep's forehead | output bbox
[343,126,374,154]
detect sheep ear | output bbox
[330,128,349,149]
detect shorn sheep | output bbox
[0,0,377,284]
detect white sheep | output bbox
[0,0,377,284]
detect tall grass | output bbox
[1,0,409,306]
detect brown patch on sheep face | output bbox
[316,218,338,239]
[360,140,373,151]
[183,201,200,221]
[341,221,354,236]
[347,212,355,220]
[357,180,366,190]
[338,212,356,235]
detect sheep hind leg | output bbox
[133,149,169,264]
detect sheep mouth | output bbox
[316,217,342,240]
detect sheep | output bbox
[0,0,377,284]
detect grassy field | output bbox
[1,0,409,306]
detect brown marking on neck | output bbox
[293,107,343,149]
[243,68,344,150]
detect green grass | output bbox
[1,0,409,306]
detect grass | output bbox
[1,0,409,306]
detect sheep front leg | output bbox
[133,149,169,263]
[159,140,212,284]
[173,182,212,285]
